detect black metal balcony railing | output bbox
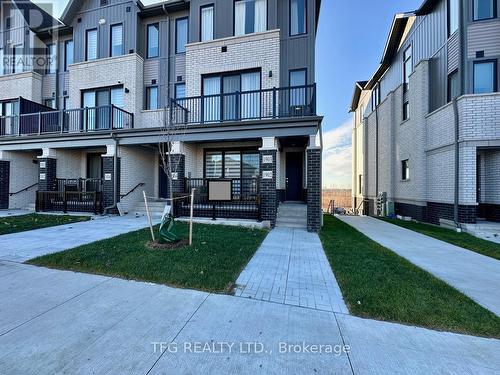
[170,84,317,125]
[55,178,103,193]
[0,105,133,137]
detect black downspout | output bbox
[453,98,460,226]
[375,106,379,214]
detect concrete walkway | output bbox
[234,228,348,313]
[339,216,500,316]
[0,215,154,262]
[0,262,498,374]
[0,209,33,218]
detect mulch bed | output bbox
[146,239,190,251]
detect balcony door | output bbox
[82,86,123,130]
[202,71,261,122]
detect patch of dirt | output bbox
[146,239,190,251]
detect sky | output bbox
[35,0,423,189]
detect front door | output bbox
[286,152,303,201]
[159,157,168,199]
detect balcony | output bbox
[169,84,317,126]
[0,105,134,137]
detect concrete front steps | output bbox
[275,202,307,229]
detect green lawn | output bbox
[27,222,268,293]
[380,218,500,260]
[320,215,500,338]
[0,214,90,235]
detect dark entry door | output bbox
[159,161,168,199]
[286,152,303,201]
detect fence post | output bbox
[38,112,42,135]
[63,191,67,213]
[59,110,64,133]
[110,105,114,129]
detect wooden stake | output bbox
[189,188,195,246]
[143,191,155,241]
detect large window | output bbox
[12,45,23,73]
[447,69,460,101]
[289,69,306,106]
[110,23,123,57]
[290,0,306,36]
[201,5,214,41]
[202,70,261,122]
[147,23,159,58]
[82,86,124,129]
[234,0,267,36]
[403,45,412,91]
[146,86,158,110]
[473,60,497,93]
[448,0,459,36]
[175,83,186,99]
[371,84,380,109]
[0,49,4,75]
[473,0,496,20]
[204,150,260,199]
[86,29,98,61]
[64,40,73,71]
[47,44,56,74]
[176,17,188,54]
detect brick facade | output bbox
[259,150,277,227]
[307,148,321,232]
[0,160,9,209]
[38,158,57,192]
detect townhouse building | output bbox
[351,0,500,225]
[0,0,323,231]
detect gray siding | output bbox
[447,32,459,73]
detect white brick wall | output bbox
[1,151,39,209]
[119,145,156,213]
[0,71,42,102]
[427,149,454,204]
[426,101,455,150]
[185,30,280,98]
[458,93,500,142]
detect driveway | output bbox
[0,215,153,262]
[0,262,498,374]
[234,228,348,313]
[339,216,500,316]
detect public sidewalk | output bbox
[339,215,500,316]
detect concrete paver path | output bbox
[339,215,500,316]
[234,228,348,313]
[0,215,153,262]
[0,262,498,374]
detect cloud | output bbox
[322,119,352,189]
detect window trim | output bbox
[175,17,189,54]
[64,39,73,71]
[289,68,307,87]
[146,23,159,59]
[145,85,159,110]
[200,4,215,42]
[110,23,124,57]
[201,68,262,95]
[289,0,307,36]
[401,159,410,181]
[233,0,268,37]
[85,28,98,61]
[472,0,497,21]
[473,59,498,94]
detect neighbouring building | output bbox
[351,0,500,225]
[0,0,323,231]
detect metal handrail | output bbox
[120,182,145,199]
[9,182,38,196]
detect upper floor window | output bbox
[86,29,98,61]
[110,24,123,57]
[64,40,74,71]
[371,84,380,109]
[12,45,23,73]
[403,45,412,91]
[447,69,460,101]
[289,69,307,106]
[402,159,410,181]
[473,0,497,21]
[146,86,158,110]
[0,49,3,75]
[448,0,459,36]
[290,0,306,36]
[45,98,56,109]
[473,60,497,93]
[176,17,188,54]
[201,5,214,42]
[47,44,56,74]
[403,101,409,121]
[147,24,159,58]
[175,83,186,99]
[234,0,267,36]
